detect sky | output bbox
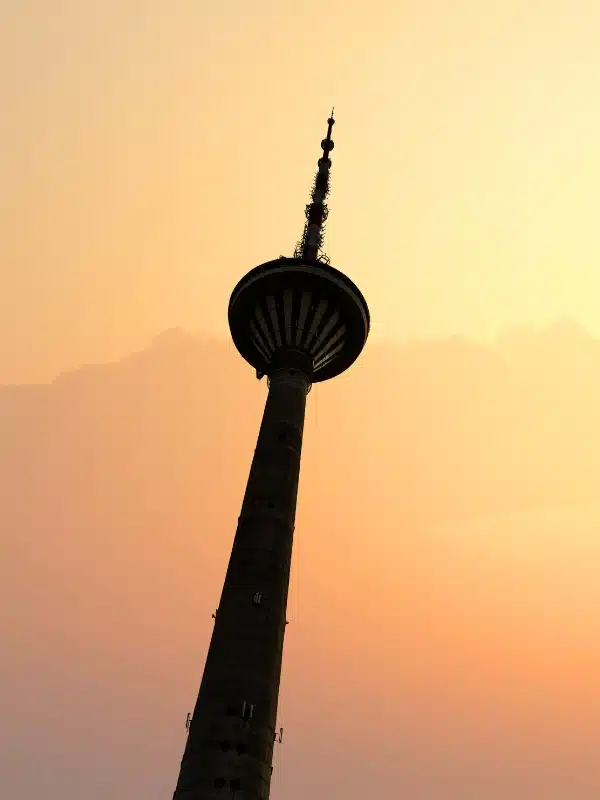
[3,1,600,798]
[5,0,600,382]
[3,329,600,800]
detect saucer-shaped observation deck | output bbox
[228,256,370,383]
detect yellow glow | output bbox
[4,2,600,797]
[4,1,600,380]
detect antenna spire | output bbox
[294,110,336,263]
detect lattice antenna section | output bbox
[293,110,335,264]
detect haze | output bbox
[3,326,600,798]
[3,1,600,798]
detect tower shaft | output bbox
[171,112,369,799]
[173,367,310,800]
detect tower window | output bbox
[214,777,226,789]
[230,779,241,791]
[241,701,254,721]
[253,592,263,606]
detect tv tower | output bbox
[172,112,369,799]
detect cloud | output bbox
[2,325,600,798]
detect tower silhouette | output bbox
[172,113,369,799]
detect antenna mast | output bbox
[294,110,336,263]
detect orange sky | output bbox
[3,2,600,799]
[3,331,600,799]
[4,1,600,381]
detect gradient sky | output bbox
[4,2,600,799]
[4,0,600,381]
[3,330,600,799]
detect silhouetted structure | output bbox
[172,113,369,799]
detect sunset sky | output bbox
[3,1,600,799]
[4,0,600,382]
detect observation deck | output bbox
[228,256,370,383]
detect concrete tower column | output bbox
[173,367,310,800]
[171,112,369,800]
